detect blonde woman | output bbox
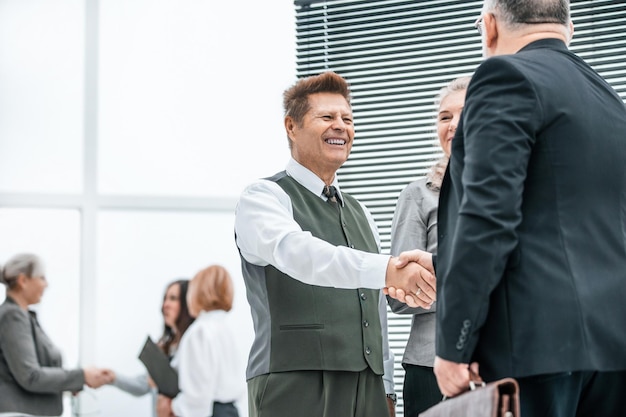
[388,76,470,416]
[157,265,244,417]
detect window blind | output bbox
[294,1,626,413]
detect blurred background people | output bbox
[388,76,470,416]
[0,253,112,417]
[108,279,194,417]
[157,265,244,417]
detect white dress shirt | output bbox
[234,157,396,393]
[235,158,390,289]
[171,310,245,417]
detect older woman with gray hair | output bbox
[0,253,112,417]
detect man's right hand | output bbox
[384,249,436,308]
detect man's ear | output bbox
[568,20,575,44]
[284,116,296,141]
[483,12,499,50]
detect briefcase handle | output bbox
[469,369,485,391]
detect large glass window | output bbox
[0,1,295,416]
[0,0,84,194]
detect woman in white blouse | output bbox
[157,265,245,417]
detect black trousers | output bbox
[213,401,239,417]
[401,363,442,417]
[517,370,626,417]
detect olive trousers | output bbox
[248,368,389,417]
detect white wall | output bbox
[0,0,296,416]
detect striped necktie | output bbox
[323,185,339,204]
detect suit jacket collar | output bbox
[518,38,568,54]
[3,295,38,320]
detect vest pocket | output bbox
[279,324,325,330]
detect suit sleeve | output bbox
[0,308,84,393]
[436,57,542,362]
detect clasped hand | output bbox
[83,367,115,389]
[384,249,436,308]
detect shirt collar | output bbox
[286,158,344,206]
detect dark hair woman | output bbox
[108,278,195,417]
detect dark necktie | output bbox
[323,185,339,204]
[323,184,351,245]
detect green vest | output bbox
[265,172,384,375]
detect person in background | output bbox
[388,76,470,416]
[156,265,244,417]
[0,253,112,417]
[409,0,626,415]
[108,279,194,417]
[234,71,437,417]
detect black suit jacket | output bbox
[436,39,626,380]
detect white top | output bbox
[171,310,245,417]
[234,157,395,393]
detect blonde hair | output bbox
[434,76,472,109]
[188,265,234,313]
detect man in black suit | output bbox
[395,0,626,415]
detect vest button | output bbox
[360,293,367,300]
[365,347,371,355]
[363,320,369,328]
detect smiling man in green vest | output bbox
[235,71,436,417]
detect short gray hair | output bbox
[0,253,45,288]
[484,0,570,29]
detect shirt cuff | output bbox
[361,253,391,289]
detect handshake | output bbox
[384,249,436,309]
[83,367,115,389]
